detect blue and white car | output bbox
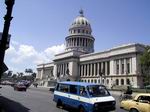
[53,81,116,112]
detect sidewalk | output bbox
[110,90,138,97]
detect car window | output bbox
[79,86,87,97]
[70,85,77,94]
[137,95,150,103]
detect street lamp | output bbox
[0,0,15,80]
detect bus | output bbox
[53,81,116,112]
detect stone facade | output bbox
[36,10,145,88]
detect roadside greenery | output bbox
[140,45,150,86]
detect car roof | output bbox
[58,81,104,87]
[136,93,150,96]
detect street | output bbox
[0,85,127,112]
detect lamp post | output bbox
[0,0,15,80]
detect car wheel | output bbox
[56,100,63,108]
[79,106,85,112]
[129,108,139,112]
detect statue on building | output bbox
[66,68,70,76]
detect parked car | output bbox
[19,80,31,88]
[14,82,27,91]
[120,93,150,112]
[145,85,150,89]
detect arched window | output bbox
[121,79,124,85]
[98,79,100,83]
[107,79,109,84]
[126,78,130,85]
[88,79,90,83]
[116,79,119,85]
[78,29,80,33]
[86,30,88,34]
[82,30,85,33]
[102,79,104,84]
[91,79,93,83]
[94,79,97,83]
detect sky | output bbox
[0,0,150,74]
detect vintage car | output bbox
[120,93,150,112]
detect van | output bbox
[53,81,116,112]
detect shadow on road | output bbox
[0,96,30,112]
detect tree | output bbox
[25,68,33,75]
[140,45,150,86]
[12,74,17,81]
[31,72,36,78]
[7,70,13,77]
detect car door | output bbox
[68,85,78,108]
[136,95,150,112]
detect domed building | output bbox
[65,9,94,53]
[36,10,146,89]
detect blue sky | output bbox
[0,0,150,74]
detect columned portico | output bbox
[36,10,146,88]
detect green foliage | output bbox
[140,45,150,86]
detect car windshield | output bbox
[87,85,110,97]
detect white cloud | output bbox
[44,44,65,57]
[5,41,65,73]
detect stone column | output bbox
[130,58,132,74]
[83,38,85,46]
[94,63,96,76]
[97,62,100,76]
[105,62,107,75]
[81,65,83,77]
[124,59,127,74]
[40,69,44,79]
[84,64,86,76]
[87,64,89,76]
[119,59,121,75]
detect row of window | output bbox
[115,58,131,74]
[72,20,89,26]
[56,63,69,76]
[56,83,86,96]
[80,61,110,76]
[80,78,131,86]
[69,29,90,34]
[66,38,93,47]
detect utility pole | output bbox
[0,0,15,80]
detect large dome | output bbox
[70,10,91,30]
[65,10,95,54]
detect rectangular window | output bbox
[121,59,124,74]
[79,86,87,97]
[80,65,81,76]
[85,64,87,76]
[116,60,119,74]
[89,64,91,76]
[95,63,97,75]
[58,84,69,93]
[70,85,77,94]
[107,61,110,75]
[92,64,94,76]
[126,58,130,74]
[99,62,101,75]
[103,62,105,75]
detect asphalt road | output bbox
[0,85,127,112]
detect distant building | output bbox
[36,10,145,88]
